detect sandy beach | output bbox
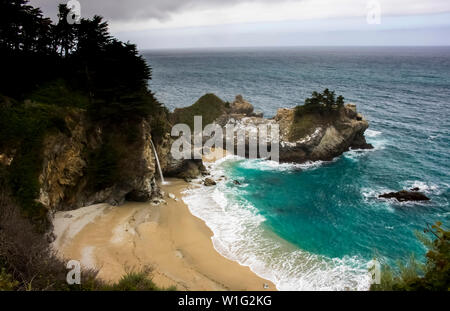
[52,176,275,291]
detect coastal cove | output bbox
[1,1,449,294]
[146,47,450,290]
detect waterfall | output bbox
[150,139,166,185]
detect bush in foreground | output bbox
[371,222,449,291]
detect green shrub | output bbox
[171,93,226,131]
[303,89,344,109]
[150,114,170,144]
[0,268,19,291]
[87,142,119,191]
[29,80,90,109]
[290,89,345,141]
[371,222,450,291]
[0,100,71,229]
[104,270,176,291]
[107,271,159,291]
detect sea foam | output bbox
[182,158,371,291]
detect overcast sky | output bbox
[31,0,450,49]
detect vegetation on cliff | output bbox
[290,89,345,141]
[171,93,227,130]
[371,222,449,291]
[0,1,168,225]
[0,97,73,229]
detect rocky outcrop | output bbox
[203,178,216,186]
[173,94,372,164]
[275,104,373,163]
[206,96,372,164]
[164,157,207,180]
[379,190,430,202]
[37,111,160,211]
[156,133,207,179]
[230,95,254,115]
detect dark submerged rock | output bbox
[379,190,430,202]
[203,178,217,186]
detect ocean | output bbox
[144,47,450,290]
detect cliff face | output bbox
[275,104,373,163]
[35,109,207,213]
[155,133,207,180]
[37,111,159,211]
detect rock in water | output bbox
[379,190,430,202]
[231,95,254,115]
[204,178,217,186]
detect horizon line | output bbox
[140,45,450,52]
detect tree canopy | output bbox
[304,88,345,108]
[371,222,450,291]
[0,0,161,120]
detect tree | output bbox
[304,89,345,109]
[0,0,162,118]
[371,222,450,291]
[336,95,344,107]
[75,15,111,56]
[54,4,76,57]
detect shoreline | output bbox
[52,177,276,291]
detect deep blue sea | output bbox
[144,47,450,290]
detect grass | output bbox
[28,79,90,109]
[104,270,176,291]
[289,104,339,141]
[171,93,227,130]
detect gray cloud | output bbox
[30,0,280,22]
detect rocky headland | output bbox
[173,93,373,164]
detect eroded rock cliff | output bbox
[275,103,373,163]
[37,111,160,211]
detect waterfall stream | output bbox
[150,139,166,185]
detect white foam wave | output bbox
[183,159,371,291]
[361,181,442,208]
[365,129,382,138]
[361,187,396,212]
[238,158,325,172]
[400,180,441,195]
[344,129,387,161]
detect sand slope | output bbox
[52,178,275,291]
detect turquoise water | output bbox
[144,47,450,290]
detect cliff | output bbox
[275,103,373,163]
[0,101,204,220]
[37,110,159,211]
